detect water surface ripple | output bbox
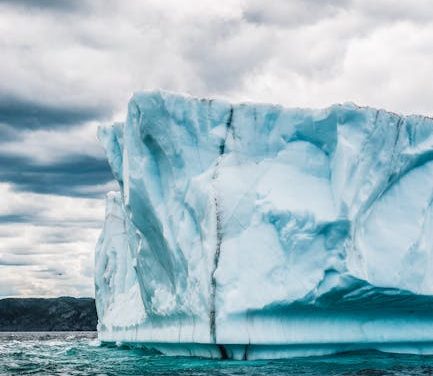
[1,332,433,375]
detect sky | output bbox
[1,0,433,297]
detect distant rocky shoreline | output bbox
[0,297,97,331]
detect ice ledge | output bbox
[99,341,433,360]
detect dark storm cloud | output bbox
[0,256,33,266]
[0,0,91,12]
[43,232,80,244]
[243,0,349,27]
[0,154,113,197]
[0,96,111,129]
[0,213,101,229]
[0,124,20,141]
[0,214,35,223]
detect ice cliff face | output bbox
[95,90,433,359]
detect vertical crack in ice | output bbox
[210,106,234,345]
[218,344,229,360]
[242,344,250,360]
[218,107,234,155]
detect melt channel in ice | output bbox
[95,90,433,360]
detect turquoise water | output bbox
[1,332,433,375]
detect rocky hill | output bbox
[0,297,97,331]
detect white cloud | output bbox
[1,183,105,224]
[1,122,105,163]
[0,183,104,297]
[1,0,432,114]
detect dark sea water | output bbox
[1,332,433,376]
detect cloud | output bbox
[0,183,106,226]
[0,0,91,12]
[0,121,116,198]
[243,0,348,28]
[0,255,34,266]
[0,154,114,197]
[0,122,105,162]
[243,0,433,28]
[0,183,104,297]
[0,124,20,141]
[0,95,111,129]
[353,0,433,24]
[1,0,432,118]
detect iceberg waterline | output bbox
[95,90,433,360]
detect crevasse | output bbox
[95,90,433,360]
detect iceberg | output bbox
[95,90,433,359]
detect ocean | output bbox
[1,332,433,375]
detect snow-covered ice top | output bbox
[95,90,433,359]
